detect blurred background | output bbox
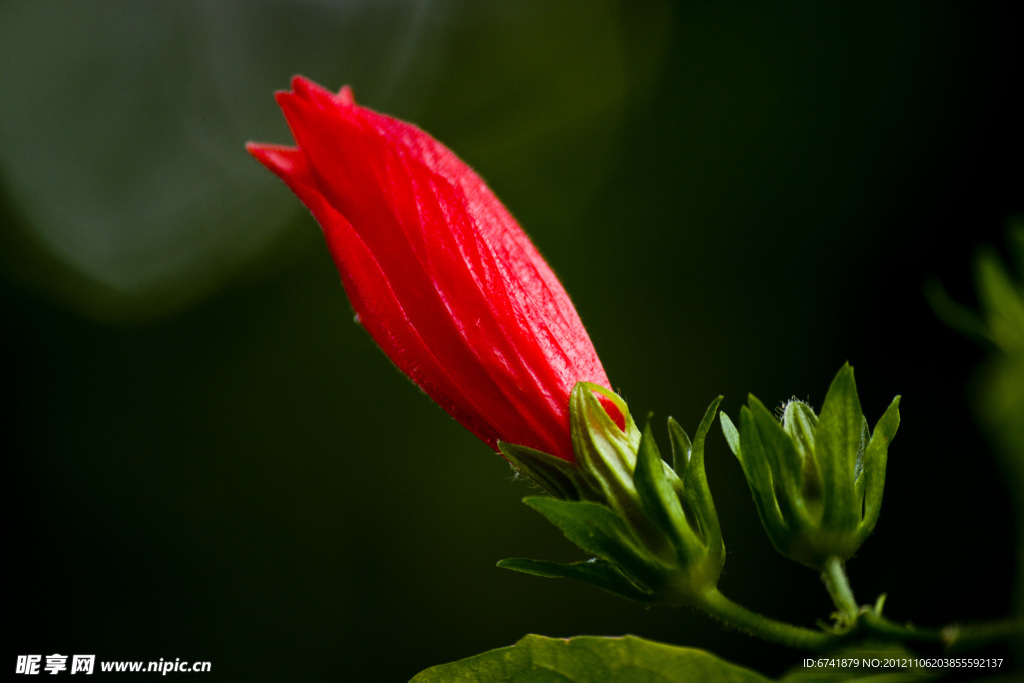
[4,1,1022,680]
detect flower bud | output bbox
[500,385,725,605]
[247,77,619,464]
[720,364,900,569]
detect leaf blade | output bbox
[411,634,773,683]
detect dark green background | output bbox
[5,2,1021,680]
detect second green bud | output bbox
[720,364,900,570]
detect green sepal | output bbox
[499,440,582,500]
[735,405,788,545]
[925,279,991,344]
[816,363,864,531]
[496,557,654,603]
[929,223,1024,353]
[690,397,722,469]
[976,247,1024,354]
[669,416,693,475]
[782,400,818,463]
[856,395,900,543]
[634,421,700,561]
[783,401,823,503]
[748,395,811,531]
[521,496,666,589]
[569,382,642,512]
[675,397,725,559]
[719,410,741,457]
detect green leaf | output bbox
[521,496,663,589]
[496,557,654,603]
[816,364,863,530]
[856,396,900,542]
[634,422,699,560]
[411,634,773,683]
[500,440,583,500]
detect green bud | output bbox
[720,364,900,570]
[498,383,641,505]
[500,383,726,605]
[569,382,643,510]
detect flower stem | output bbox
[942,618,1024,649]
[859,611,1024,648]
[820,557,859,618]
[858,611,944,642]
[695,589,837,650]
[692,584,1020,652]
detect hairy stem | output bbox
[696,589,838,650]
[860,611,1023,649]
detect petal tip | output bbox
[245,142,301,176]
[290,75,338,103]
[245,140,271,162]
[290,74,316,94]
[337,85,356,106]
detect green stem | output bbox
[820,557,858,618]
[944,618,1024,649]
[858,611,944,642]
[692,583,1020,652]
[696,589,838,650]
[860,611,1024,648]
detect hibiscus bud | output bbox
[720,364,900,570]
[247,76,622,463]
[250,78,731,605]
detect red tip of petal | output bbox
[245,142,301,177]
[336,85,355,106]
[290,75,328,99]
[273,89,293,111]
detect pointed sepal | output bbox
[500,440,585,500]
[634,422,701,561]
[856,395,900,543]
[496,557,655,603]
[816,363,865,531]
[674,397,725,564]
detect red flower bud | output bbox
[247,76,621,462]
